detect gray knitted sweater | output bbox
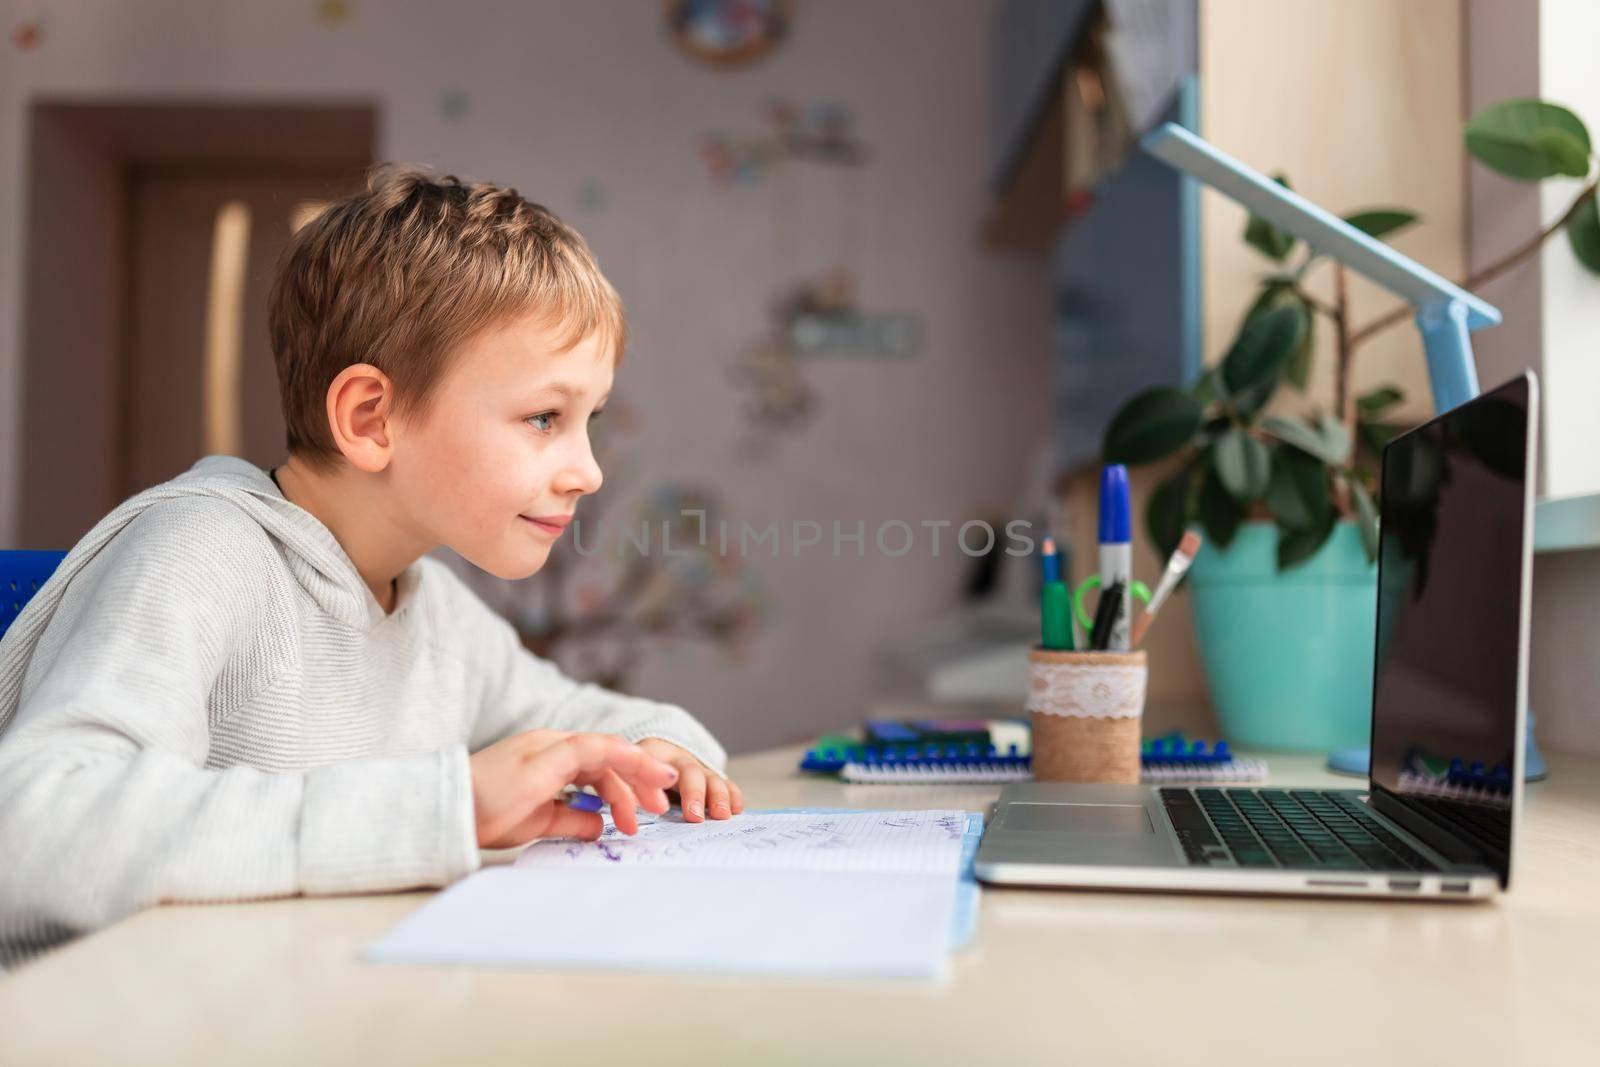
[0,456,726,966]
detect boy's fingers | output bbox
[571,758,671,817]
[634,777,672,816]
[592,769,640,836]
[490,800,601,849]
[705,775,732,820]
[530,734,677,797]
[676,763,707,821]
[536,801,605,842]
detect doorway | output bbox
[18,102,375,547]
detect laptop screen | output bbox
[1367,375,1532,886]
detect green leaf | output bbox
[1260,414,1350,466]
[1192,366,1227,406]
[1213,429,1271,502]
[1565,189,1600,274]
[1146,464,1194,560]
[1465,99,1593,180]
[1197,465,1244,550]
[1264,447,1332,530]
[1358,419,1403,456]
[1532,129,1593,177]
[1356,385,1404,416]
[1349,477,1380,564]
[1103,387,1204,465]
[1283,316,1314,391]
[1241,279,1292,324]
[1220,303,1307,416]
[1241,283,1315,392]
[1243,173,1296,261]
[1343,209,1419,240]
[1316,413,1352,465]
[1276,513,1337,571]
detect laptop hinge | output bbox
[1366,787,1503,874]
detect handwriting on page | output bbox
[513,810,968,875]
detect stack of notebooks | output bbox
[800,720,1268,784]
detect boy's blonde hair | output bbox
[269,163,627,466]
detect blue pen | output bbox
[565,789,605,813]
[1098,465,1133,651]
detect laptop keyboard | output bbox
[1160,788,1441,871]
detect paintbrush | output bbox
[1130,530,1203,648]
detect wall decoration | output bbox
[438,86,469,121]
[664,0,789,69]
[700,99,869,186]
[731,266,921,446]
[10,18,43,52]
[314,0,353,27]
[730,334,817,438]
[576,178,609,213]
[780,265,920,359]
[703,99,908,444]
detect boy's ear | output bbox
[325,363,396,473]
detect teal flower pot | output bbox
[1187,520,1376,751]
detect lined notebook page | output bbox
[513,809,969,875]
[368,810,975,978]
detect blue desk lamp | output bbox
[1140,121,1547,781]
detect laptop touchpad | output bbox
[1001,802,1154,834]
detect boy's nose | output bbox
[552,446,603,496]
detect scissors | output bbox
[1070,574,1152,630]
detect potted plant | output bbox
[1101,99,1600,750]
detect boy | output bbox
[0,166,742,966]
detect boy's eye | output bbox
[526,411,556,432]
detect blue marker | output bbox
[1099,464,1133,651]
[565,790,605,813]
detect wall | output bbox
[1532,0,1600,755]
[1053,0,1468,724]
[1463,0,1600,756]
[16,107,129,548]
[1537,0,1600,500]
[1464,0,1543,436]
[0,1,1053,753]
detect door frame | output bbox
[17,101,375,547]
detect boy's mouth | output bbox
[521,514,572,537]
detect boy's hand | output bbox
[468,731,677,849]
[636,738,745,822]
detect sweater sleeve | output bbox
[432,565,728,774]
[0,503,478,966]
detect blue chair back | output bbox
[1,551,67,640]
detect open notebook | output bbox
[367,809,979,979]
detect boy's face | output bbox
[391,314,612,580]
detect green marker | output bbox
[1040,537,1074,650]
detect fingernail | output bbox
[688,800,703,817]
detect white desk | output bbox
[2,746,1598,1066]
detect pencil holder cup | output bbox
[1026,648,1147,784]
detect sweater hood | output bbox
[0,456,416,736]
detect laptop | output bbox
[975,373,1538,900]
